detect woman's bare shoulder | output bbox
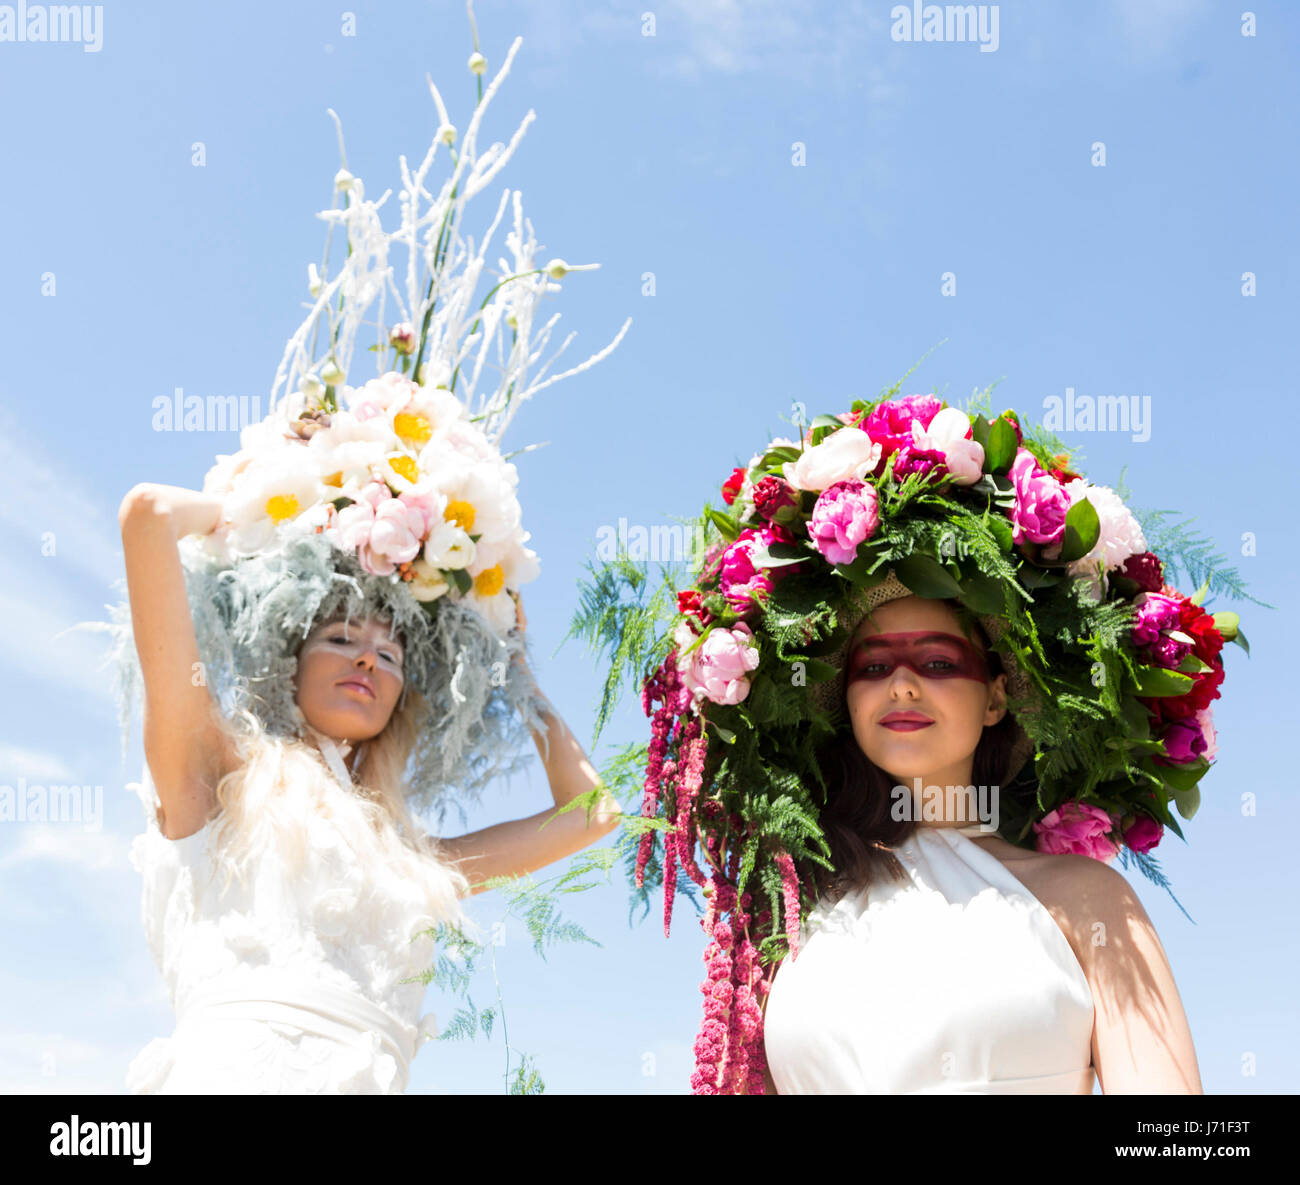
[968,835,1115,960]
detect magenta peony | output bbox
[1156,717,1207,765]
[861,394,943,461]
[1007,449,1069,547]
[1123,815,1164,854]
[1131,592,1192,669]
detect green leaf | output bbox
[970,414,991,449]
[960,571,1007,615]
[1019,565,1063,590]
[708,722,736,744]
[1190,576,1211,606]
[1211,610,1239,641]
[893,554,964,599]
[1175,654,1214,675]
[986,515,1014,553]
[1133,666,1194,697]
[1057,496,1101,563]
[1230,627,1250,656]
[1159,756,1209,792]
[749,542,810,568]
[449,567,473,595]
[706,508,740,542]
[1172,783,1201,821]
[984,417,1018,473]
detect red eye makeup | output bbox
[846,630,990,686]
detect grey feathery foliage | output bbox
[74,528,551,826]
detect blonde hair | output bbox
[203,684,474,939]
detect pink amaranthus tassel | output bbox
[775,850,803,961]
[689,873,737,1094]
[636,657,680,889]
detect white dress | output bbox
[125,762,460,1094]
[763,821,1096,1093]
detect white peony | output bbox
[781,426,881,492]
[1047,480,1147,600]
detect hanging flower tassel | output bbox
[689,876,738,1094]
[661,757,680,937]
[775,849,803,961]
[672,716,710,889]
[635,657,679,889]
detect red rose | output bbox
[1178,596,1225,662]
[721,467,746,506]
[751,476,798,523]
[677,589,703,616]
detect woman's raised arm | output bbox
[437,594,622,895]
[117,483,237,840]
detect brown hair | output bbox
[796,609,1018,904]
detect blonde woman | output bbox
[117,482,619,1093]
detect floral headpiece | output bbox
[83,37,630,825]
[571,382,1261,1094]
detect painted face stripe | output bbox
[847,630,989,685]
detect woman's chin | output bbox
[304,703,386,740]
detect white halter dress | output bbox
[124,760,463,1094]
[763,821,1096,1093]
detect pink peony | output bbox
[675,621,760,706]
[397,488,442,538]
[1007,449,1069,547]
[808,480,879,566]
[335,480,422,575]
[1195,707,1218,763]
[1123,815,1164,854]
[1032,801,1120,862]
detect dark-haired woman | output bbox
[760,592,1202,1094]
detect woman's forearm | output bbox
[120,482,223,542]
[517,667,620,824]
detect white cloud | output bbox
[0,744,76,784]
[0,825,127,874]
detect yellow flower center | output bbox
[265,493,300,523]
[388,455,419,483]
[322,471,343,488]
[393,412,433,445]
[474,565,505,597]
[444,499,476,531]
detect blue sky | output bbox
[0,0,1296,1094]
